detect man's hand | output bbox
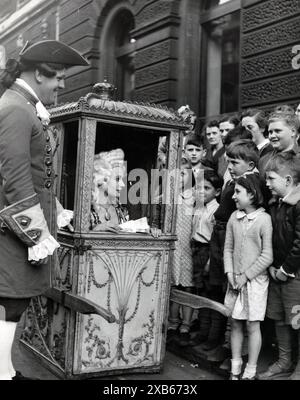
[236,273,248,290]
[275,269,288,282]
[269,266,278,281]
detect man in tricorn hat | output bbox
[0,40,89,380]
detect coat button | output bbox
[46,168,52,177]
[45,180,52,189]
[45,158,52,167]
[45,144,52,154]
[46,136,50,142]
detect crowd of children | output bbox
[167,106,300,380]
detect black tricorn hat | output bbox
[19,40,89,67]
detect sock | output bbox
[0,321,17,380]
[179,323,190,334]
[242,363,257,379]
[168,320,180,331]
[231,358,242,376]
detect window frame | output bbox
[199,0,242,119]
[200,0,241,24]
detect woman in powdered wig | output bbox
[90,148,129,233]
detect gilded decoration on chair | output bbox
[21,297,67,370]
[82,317,111,369]
[127,310,155,364]
[20,247,73,370]
[81,250,161,368]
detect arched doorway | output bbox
[99,6,135,101]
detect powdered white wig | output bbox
[91,148,125,208]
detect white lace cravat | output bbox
[35,100,50,125]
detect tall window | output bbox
[200,3,240,119]
[99,9,135,101]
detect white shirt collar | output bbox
[205,198,218,211]
[257,138,270,151]
[236,207,265,220]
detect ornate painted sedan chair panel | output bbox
[20,83,187,379]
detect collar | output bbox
[15,78,50,126]
[282,186,300,206]
[271,145,300,157]
[204,198,218,211]
[16,78,39,101]
[284,145,300,155]
[236,207,265,220]
[228,168,260,184]
[10,81,38,107]
[257,138,270,151]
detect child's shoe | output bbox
[219,357,231,371]
[240,376,257,380]
[207,345,229,362]
[240,363,257,380]
[230,358,243,381]
[229,373,240,380]
[288,331,300,380]
[258,361,293,380]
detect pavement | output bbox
[12,318,221,381]
[12,317,295,381]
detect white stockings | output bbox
[0,320,17,380]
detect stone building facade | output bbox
[241,0,300,113]
[0,0,299,123]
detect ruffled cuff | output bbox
[57,209,73,229]
[28,235,60,261]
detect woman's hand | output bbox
[150,227,162,238]
[93,222,121,233]
[236,273,248,290]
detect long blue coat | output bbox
[0,82,56,298]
